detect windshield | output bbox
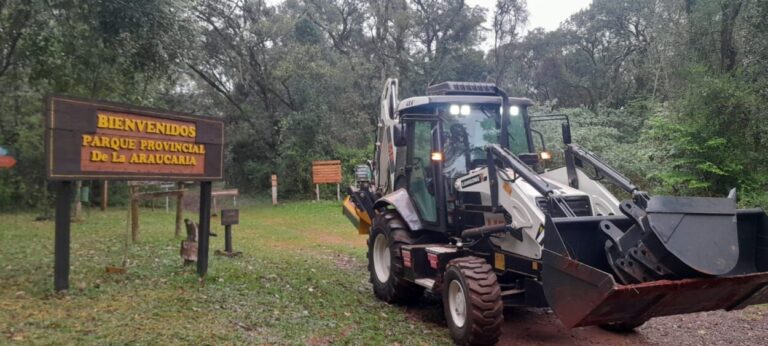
[442,104,529,179]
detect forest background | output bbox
[1,0,766,209]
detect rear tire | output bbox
[367,210,424,304]
[443,257,503,346]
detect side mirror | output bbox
[393,124,407,147]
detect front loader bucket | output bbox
[541,209,768,328]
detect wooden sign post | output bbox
[271,174,278,205]
[312,160,342,201]
[45,96,224,291]
[215,209,241,257]
[100,180,108,211]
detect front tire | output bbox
[367,210,423,304]
[443,257,503,346]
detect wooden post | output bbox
[131,185,139,243]
[316,184,320,201]
[336,183,340,201]
[74,180,82,221]
[54,181,73,292]
[212,196,218,216]
[197,181,212,278]
[175,182,184,237]
[100,180,108,211]
[271,174,278,205]
[224,225,233,253]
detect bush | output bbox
[642,68,768,207]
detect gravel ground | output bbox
[496,306,768,345]
[407,299,767,345]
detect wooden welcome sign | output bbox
[45,96,224,181]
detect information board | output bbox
[312,160,342,184]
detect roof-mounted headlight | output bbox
[500,105,521,116]
[449,104,471,116]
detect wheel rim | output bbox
[373,233,391,283]
[448,280,467,328]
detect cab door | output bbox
[405,119,438,224]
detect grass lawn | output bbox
[0,200,452,345]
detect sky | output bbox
[467,0,592,49]
[467,0,592,32]
[264,0,593,46]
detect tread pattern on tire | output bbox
[446,256,503,346]
[367,210,423,304]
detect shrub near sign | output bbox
[45,96,224,180]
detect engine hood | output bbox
[502,167,589,199]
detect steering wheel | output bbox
[458,147,488,170]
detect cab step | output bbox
[415,278,435,290]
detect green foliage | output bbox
[1,0,767,209]
[643,68,767,205]
[0,0,190,208]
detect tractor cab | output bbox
[390,82,543,233]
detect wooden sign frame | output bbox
[45,95,224,181]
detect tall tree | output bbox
[491,0,527,85]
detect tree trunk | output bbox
[720,1,743,72]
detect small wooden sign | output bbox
[312,160,342,184]
[45,96,224,181]
[220,209,239,226]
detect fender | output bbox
[373,189,424,231]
